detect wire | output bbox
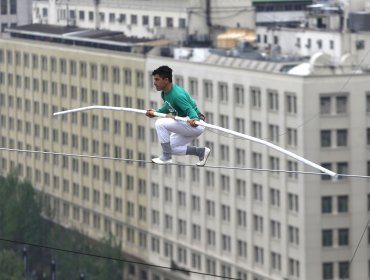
[0,147,369,179]
[336,216,370,280]
[0,237,241,280]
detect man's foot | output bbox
[196,147,210,166]
[152,156,173,164]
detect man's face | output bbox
[153,74,168,91]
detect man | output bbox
[146,65,210,166]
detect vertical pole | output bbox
[51,259,56,280]
[22,247,27,277]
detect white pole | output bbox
[53,106,337,177]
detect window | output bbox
[336,96,347,114]
[236,179,246,197]
[206,200,215,217]
[142,15,149,25]
[252,152,262,169]
[178,219,187,236]
[124,68,131,85]
[60,58,66,74]
[220,144,229,161]
[88,11,94,21]
[251,121,262,138]
[321,130,331,147]
[289,225,299,245]
[337,162,348,177]
[154,16,161,27]
[164,214,172,231]
[286,93,297,114]
[219,82,228,103]
[338,228,349,246]
[234,84,244,105]
[271,220,281,239]
[179,18,186,28]
[253,183,263,202]
[101,65,109,82]
[323,263,333,280]
[192,224,201,241]
[339,261,349,279]
[136,71,144,88]
[80,62,87,78]
[219,115,229,129]
[251,87,261,108]
[356,40,365,50]
[90,63,97,80]
[254,246,264,264]
[237,210,247,228]
[79,10,85,20]
[288,193,299,212]
[320,96,331,114]
[268,124,279,143]
[189,78,198,98]
[337,129,347,147]
[118,14,125,23]
[321,163,332,180]
[221,235,231,252]
[287,128,298,146]
[221,204,230,222]
[270,188,280,207]
[109,13,115,23]
[271,252,281,271]
[268,90,279,111]
[322,229,333,247]
[130,14,137,25]
[204,80,213,100]
[322,196,332,213]
[166,17,173,28]
[70,60,77,76]
[337,195,348,213]
[253,215,263,233]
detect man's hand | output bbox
[146,109,155,118]
[187,119,198,127]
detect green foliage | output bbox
[0,250,24,280]
[0,174,123,279]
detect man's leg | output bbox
[153,118,206,164]
[152,118,174,164]
[185,146,211,166]
[164,120,210,166]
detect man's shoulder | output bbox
[172,84,187,95]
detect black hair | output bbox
[152,65,173,83]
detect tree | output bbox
[0,250,24,280]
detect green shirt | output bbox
[156,84,202,120]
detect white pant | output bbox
[155,118,205,155]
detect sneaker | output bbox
[196,147,210,166]
[152,157,173,164]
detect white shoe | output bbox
[196,147,210,166]
[152,157,173,164]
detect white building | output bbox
[144,44,370,280]
[0,0,32,33]
[32,0,255,43]
[256,0,370,66]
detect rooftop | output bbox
[6,24,172,53]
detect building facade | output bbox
[32,0,255,43]
[0,0,32,33]
[1,27,370,280]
